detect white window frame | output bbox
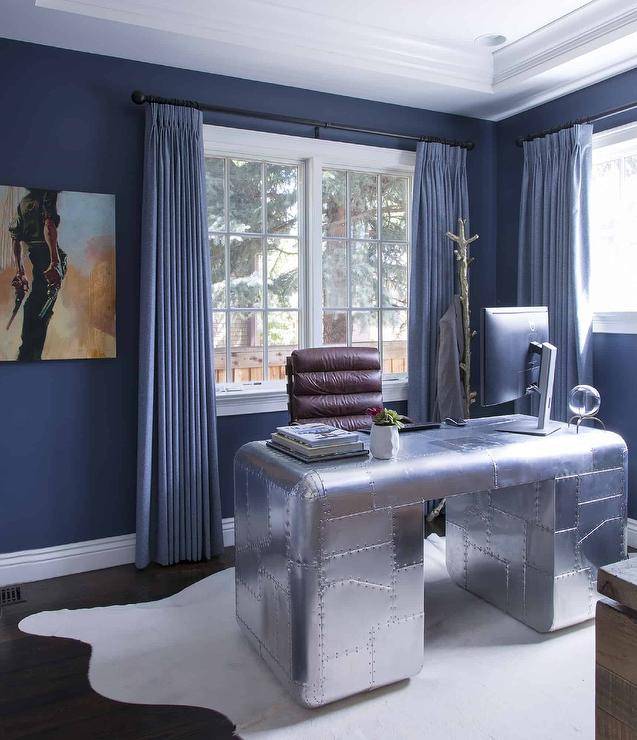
[202,124,415,415]
[591,121,637,335]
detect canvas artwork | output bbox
[0,186,116,361]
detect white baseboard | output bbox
[0,518,236,587]
[0,534,136,587]
[628,518,637,549]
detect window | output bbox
[322,170,409,374]
[203,125,414,412]
[591,123,637,331]
[206,157,302,383]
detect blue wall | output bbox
[496,68,637,518]
[2,38,633,553]
[0,38,495,553]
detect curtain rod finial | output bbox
[131,90,146,105]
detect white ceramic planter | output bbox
[370,424,400,459]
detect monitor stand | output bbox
[497,342,561,436]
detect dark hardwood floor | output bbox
[0,549,239,740]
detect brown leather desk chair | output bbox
[285,346,382,431]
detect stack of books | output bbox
[267,423,368,462]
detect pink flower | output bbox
[366,406,384,417]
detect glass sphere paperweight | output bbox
[568,384,604,432]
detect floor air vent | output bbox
[0,585,24,606]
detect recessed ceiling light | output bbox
[474,33,507,48]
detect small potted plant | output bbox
[366,406,407,459]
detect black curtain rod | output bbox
[131,90,475,150]
[515,99,637,147]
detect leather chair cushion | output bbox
[292,370,381,396]
[288,347,382,430]
[291,346,381,373]
[294,391,381,420]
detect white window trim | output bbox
[592,312,637,334]
[203,125,415,414]
[591,122,637,334]
[593,119,637,150]
[216,377,409,417]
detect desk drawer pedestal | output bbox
[446,470,626,632]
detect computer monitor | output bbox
[481,306,560,436]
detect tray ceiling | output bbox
[2,0,637,120]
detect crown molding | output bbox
[36,0,493,92]
[482,52,637,121]
[25,0,637,121]
[494,1,637,88]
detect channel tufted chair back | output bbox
[285,346,383,431]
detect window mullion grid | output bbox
[376,174,382,369]
[301,158,318,350]
[346,171,352,346]
[261,161,268,382]
[407,175,412,259]
[224,158,231,384]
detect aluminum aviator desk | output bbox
[234,415,627,707]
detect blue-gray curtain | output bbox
[408,142,469,423]
[517,124,593,421]
[136,103,223,568]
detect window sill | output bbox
[215,378,408,417]
[592,312,637,334]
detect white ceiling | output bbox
[2,0,637,120]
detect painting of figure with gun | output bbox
[0,185,116,362]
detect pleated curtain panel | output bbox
[407,142,469,423]
[517,124,594,421]
[136,103,223,568]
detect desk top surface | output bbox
[236,414,627,505]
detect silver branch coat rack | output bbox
[446,218,479,419]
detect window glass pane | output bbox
[266,164,298,235]
[228,159,262,233]
[591,156,630,311]
[625,154,637,211]
[322,310,347,345]
[381,242,408,307]
[230,311,263,382]
[381,175,407,241]
[229,236,263,308]
[616,154,637,309]
[268,310,298,380]
[349,172,378,239]
[210,236,226,308]
[267,238,298,308]
[206,157,225,233]
[322,240,347,308]
[350,241,378,307]
[212,311,226,383]
[382,309,407,375]
[322,169,346,237]
[351,310,378,347]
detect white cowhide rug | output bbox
[20,536,595,739]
